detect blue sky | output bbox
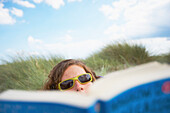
[0,0,170,63]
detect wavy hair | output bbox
[43,59,99,90]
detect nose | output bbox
[74,80,84,92]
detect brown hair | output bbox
[43,59,98,90]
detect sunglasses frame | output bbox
[58,73,93,91]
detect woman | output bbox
[43,59,100,93]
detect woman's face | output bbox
[61,65,93,93]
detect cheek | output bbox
[84,82,93,89]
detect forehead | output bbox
[61,65,86,81]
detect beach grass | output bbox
[0,55,64,92]
[0,43,169,92]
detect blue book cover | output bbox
[97,78,170,113]
[88,62,170,113]
[0,91,98,113]
[0,62,170,113]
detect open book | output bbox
[0,62,170,113]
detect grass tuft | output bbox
[84,42,153,72]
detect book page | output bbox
[0,90,97,108]
[88,62,170,101]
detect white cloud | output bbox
[28,36,44,51]
[33,0,43,4]
[105,37,170,55]
[27,36,170,58]
[64,34,73,42]
[2,36,167,61]
[27,35,104,58]
[99,5,120,20]
[0,3,16,24]
[11,7,23,17]
[68,0,82,3]
[128,37,170,55]
[28,36,42,44]
[13,0,35,8]
[43,39,104,58]
[44,0,64,9]
[25,35,170,59]
[33,0,65,9]
[100,0,170,38]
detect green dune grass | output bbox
[0,43,169,92]
[84,42,153,73]
[0,56,64,92]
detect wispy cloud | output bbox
[41,39,104,58]
[68,0,82,3]
[13,0,35,8]
[45,0,65,9]
[64,34,73,42]
[27,35,104,58]
[33,0,43,4]
[128,37,170,55]
[0,3,16,24]
[26,35,170,59]
[28,36,43,44]
[27,36,44,51]
[33,0,65,9]
[5,37,169,60]
[99,0,170,39]
[11,7,23,17]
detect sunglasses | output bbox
[58,73,93,91]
